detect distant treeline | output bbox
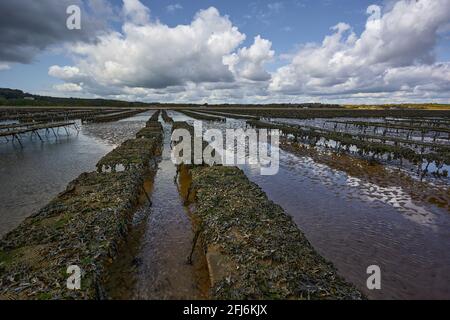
[2,87,449,110]
[158,103,343,108]
[0,88,148,107]
[0,89,342,108]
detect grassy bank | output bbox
[185,166,364,299]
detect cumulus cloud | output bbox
[44,0,450,103]
[49,3,257,94]
[0,63,10,71]
[224,36,274,81]
[123,0,150,25]
[49,66,84,81]
[54,83,83,92]
[270,0,450,100]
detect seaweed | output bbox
[178,110,226,122]
[186,166,364,300]
[0,114,164,300]
[208,108,450,120]
[247,120,450,170]
[83,110,147,123]
[161,110,174,123]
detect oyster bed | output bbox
[0,111,163,299]
[82,121,148,146]
[178,110,225,122]
[4,108,446,300]
[280,140,450,212]
[247,119,449,178]
[186,166,364,299]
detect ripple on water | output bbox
[0,113,154,237]
[105,123,210,300]
[242,149,450,299]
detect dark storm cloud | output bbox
[0,0,111,63]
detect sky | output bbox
[0,0,450,104]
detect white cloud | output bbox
[54,83,83,92]
[123,0,150,25]
[47,0,450,103]
[224,35,274,81]
[48,66,84,81]
[51,5,247,93]
[166,3,182,12]
[270,0,450,101]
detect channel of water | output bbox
[105,119,210,299]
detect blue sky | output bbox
[2,0,374,91]
[137,0,372,50]
[1,0,450,103]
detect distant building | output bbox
[24,96,35,101]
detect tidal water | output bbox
[172,111,450,299]
[243,150,450,299]
[0,111,154,237]
[1,110,449,300]
[105,120,209,299]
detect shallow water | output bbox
[268,117,450,182]
[0,127,112,237]
[2,110,449,300]
[171,112,450,299]
[106,120,209,300]
[0,112,155,237]
[273,117,450,146]
[242,150,450,299]
[83,110,155,146]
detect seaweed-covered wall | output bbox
[177,110,225,122]
[187,166,364,300]
[83,110,147,123]
[0,112,163,300]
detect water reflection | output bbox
[106,121,209,300]
[0,129,112,237]
[167,111,450,299]
[243,149,450,299]
[0,112,155,237]
[2,110,449,300]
